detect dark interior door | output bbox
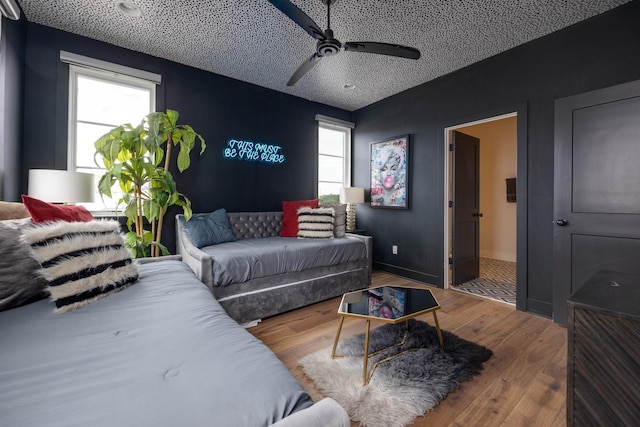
[553,79,640,325]
[453,131,481,285]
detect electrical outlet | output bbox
[392,245,398,255]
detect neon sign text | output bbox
[223,139,285,164]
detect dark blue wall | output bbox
[9,2,640,318]
[20,23,351,252]
[351,1,640,317]
[0,15,26,201]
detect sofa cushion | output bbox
[23,220,138,313]
[297,207,334,239]
[22,195,94,223]
[281,199,319,237]
[0,201,30,220]
[183,209,236,248]
[203,236,367,286]
[0,222,48,311]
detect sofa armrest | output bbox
[346,233,373,284]
[175,214,214,288]
[269,398,350,427]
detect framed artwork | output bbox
[370,135,409,208]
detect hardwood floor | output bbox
[248,271,567,427]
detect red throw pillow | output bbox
[281,199,319,237]
[21,195,94,223]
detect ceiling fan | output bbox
[268,0,421,86]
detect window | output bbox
[317,116,354,204]
[65,52,159,212]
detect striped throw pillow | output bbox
[23,220,138,313]
[297,207,334,239]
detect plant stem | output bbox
[153,133,173,256]
[136,185,143,237]
[164,134,172,172]
[150,219,157,257]
[155,210,164,257]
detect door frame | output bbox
[442,108,528,312]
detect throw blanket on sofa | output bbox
[0,260,312,427]
[203,236,367,287]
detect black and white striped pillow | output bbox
[297,207,334,239]
[23,220,138,313]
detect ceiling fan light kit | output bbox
[115,0,141,17]
[268,0,421,86]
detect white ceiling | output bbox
[17,0,631,111]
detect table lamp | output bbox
[28,169,95,204]
[340,187,364,233]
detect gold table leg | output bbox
[433,311,444,347]
[331,316,345,359]
[363,319,371,385]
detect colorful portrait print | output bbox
[370,136,409,208]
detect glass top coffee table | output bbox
[331,285,444,385]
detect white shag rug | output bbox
[299,320,492,427]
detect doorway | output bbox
[444,113,518,306]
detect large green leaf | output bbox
[166,109,179,128]
[124,200,138,230]
[146,113,162,145]
[176,149,190,173]
[143,198,161,221]
[97,173,115,198]
[175,197,192,221]
[179,128,195,150]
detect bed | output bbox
[0,205,349,427]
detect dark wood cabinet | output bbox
[567,271,640,426]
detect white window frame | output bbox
[316,115,354,200]
[64,52,159,213]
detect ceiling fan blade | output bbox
[287,53,323,86]
[344,42,421,60]
[268,0,325,40]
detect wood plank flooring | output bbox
[248,271,567,427]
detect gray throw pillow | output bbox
[184,209,236,248]
[0,221,48,311]
[322,203,346,237]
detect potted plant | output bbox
[94,109,206,258]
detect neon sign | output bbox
[223,139,285,164]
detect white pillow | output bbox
[297,207,334,239]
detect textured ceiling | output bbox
[17,0,631,111]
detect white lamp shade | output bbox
[28,169,95,203]
[339,187,365,204]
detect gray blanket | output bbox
[0,260,312,427]
[203,236,367,286]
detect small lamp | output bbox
[340,187,365,233]
[28,169,95,204]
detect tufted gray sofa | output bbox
[176,211,372,323]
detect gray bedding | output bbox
[203,236,367,286]
[0,260,313,427]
